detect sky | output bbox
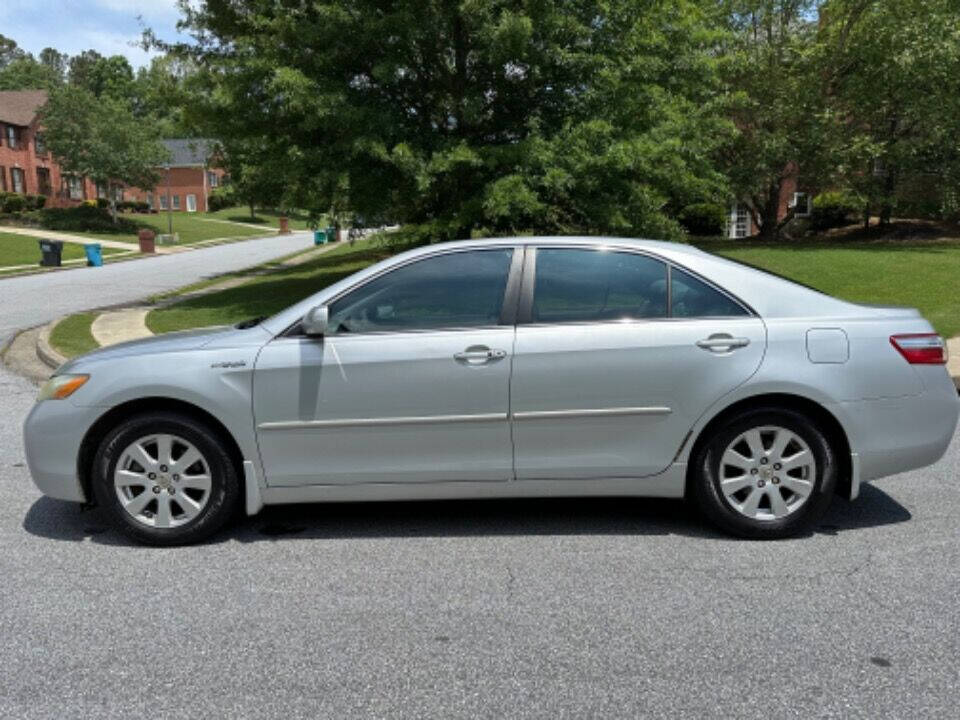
[0,0,191,68]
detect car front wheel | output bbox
[691,408,838,539]
[92,411,240,546]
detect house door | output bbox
[186,194,197,212]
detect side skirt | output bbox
[259,464,687,506]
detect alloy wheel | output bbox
[113,433,212,529]
[718,425,816,521]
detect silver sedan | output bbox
[24,237,959,545]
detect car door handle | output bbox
[454,346,507,364]
[696,334,750,352]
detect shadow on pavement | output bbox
[22,482,910,548]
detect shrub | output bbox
[1,193,26,213]
[95,198,109,209]
[207,187,237,212]
[29,194,47,210]
[678,202,726,236]
[810,190,862,231]
[26,205,142,234]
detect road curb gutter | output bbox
[36,318,67,370]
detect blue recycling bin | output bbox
[84,243,103,267]
[313,229,326,245]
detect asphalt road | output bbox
[1,239,958,718]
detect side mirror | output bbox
[302,305,329,337]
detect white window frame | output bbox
[10,167,25,194]
[207,171,219,188]
[67,175,84,200]
[186,193,197,212]
[727,203,750,239]
[158,194,168,210]
[172,194,181,210]
[791,192,811,218]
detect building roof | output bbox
[161,138,217,167]
[0,89,48,127]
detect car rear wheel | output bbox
[92,412,240,546]
[691,408,837,538]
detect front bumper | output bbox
[23,399,104,503]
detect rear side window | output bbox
[328,249,513,333]
[532,248,668,323]
[670,267,748,318]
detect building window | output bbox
[113,185,124,203]
[95,181,107,200]
[146,191,153,210]
[35,133,47,156]
[172,194,181,210]
[11,167,25,194]
[207,171,219,188]
[36,168,52,195]
[186,194,197,212]
[791,192,811,217]
[0,166,6,192]
[66,175,85,200]
[159,194,168,210]
[727,203,750,239]
[6,125,19,149]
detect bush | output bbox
[1,193,26,213]
[678,202,726,236]
[207,187,237,212]
[95,198,109,209]
[26,205,142,234]
[28,194,47,210]
[810,190,862,231]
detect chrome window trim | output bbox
[280,244,522,339]
[518,244,757,325]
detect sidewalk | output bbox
[1,225,141,251]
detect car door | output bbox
[253,247,520,486]
[510,246,766,480]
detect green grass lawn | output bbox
[205,206,317,231]
[0,232,124,269]
[145,232,960,339]
[75,212,270,246]
[146,237,396,334]
[700,239,960,338]
[49,312,99,358]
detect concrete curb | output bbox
[36,317,67,370]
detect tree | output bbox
[0,56,64,90]
[718,1,836,240]
[819,0,960,226]
[169,0,731,240]
[39,86,170,221]
[133,56,201,137]
[0,34,27,68]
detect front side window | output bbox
[159,194,168,210]
[670,267,748,318]
[327,249,514,334]
[6,125,19,149]
[11,168,25,193]
[67,175,84,200]
[35,133,46,156]
[0,166,6,192]
[531,248,668,323]
[208,171,219,188]
[172,194,181,210]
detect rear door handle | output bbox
[454,346,507,364]
[696,334,750,353]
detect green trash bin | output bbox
[325,226,337,243]
[313,230,326,245]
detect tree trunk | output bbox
[249,198,256,219]
[107,180,117,224]
[879,166,896,227]
[755,180,783,241]
[863,204,871,231]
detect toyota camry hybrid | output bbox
[24,237,959,545]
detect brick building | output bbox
[0,90,225,212]
[0,89,97,207]
[126,139,227,213]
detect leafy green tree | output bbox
[819,0,960,226]
[39,86,170,221]
[132,56,201,137]
[718,1,834,240]
[0,56,64,90]
[0,34,27,68]
[170,0,731,240]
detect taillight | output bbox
[889,334,947,365]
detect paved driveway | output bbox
[0,236,958,718]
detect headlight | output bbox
[37,374,90,402]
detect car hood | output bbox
[57,324,271,373]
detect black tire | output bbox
[690,407,837,539]
[92,411,240,546]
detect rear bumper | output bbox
[834,378,959,485]
[23,400,102,503]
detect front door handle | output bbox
[454,345,507,364]
[696,334,750,353]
